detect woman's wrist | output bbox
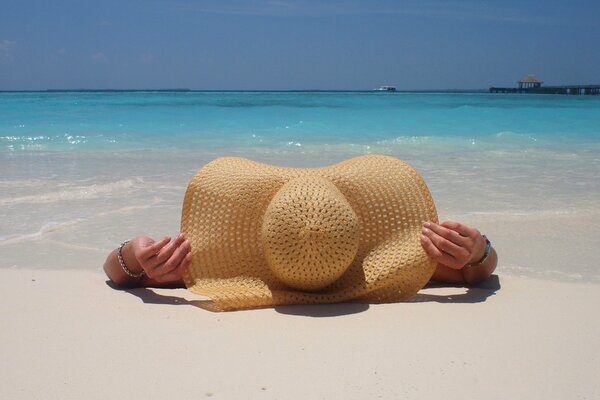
[465,235,491,267]
[119,239,144,277]
[461,245,497,285]
[118,241,145,278]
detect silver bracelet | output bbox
[117,241,145,278]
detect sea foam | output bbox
[0,179,138,206]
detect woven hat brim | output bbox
[181,155,438,311]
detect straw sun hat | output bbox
[181,155,438,311]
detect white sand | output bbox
[1,268,598,399]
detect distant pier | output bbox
[490,74,600,95]
[490,85,600,95]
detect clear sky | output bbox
[1,0,599,90]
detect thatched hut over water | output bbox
[518,75,543,89]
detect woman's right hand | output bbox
[131,234,192,283]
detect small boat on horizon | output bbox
[374,86,396,92]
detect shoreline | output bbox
[2,147,599,283]
[2,206,599,284]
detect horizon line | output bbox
[0,88,489,93]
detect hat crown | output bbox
[262,176,360,291]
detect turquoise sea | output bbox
[1,91,600,152]
[1,91,599,282]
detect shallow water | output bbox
[2,91,599,151]
[1,91,599,282]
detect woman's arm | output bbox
[104,234,190,288]
[420,220,498,285]
[431,247,498,285]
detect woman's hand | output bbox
[131,234,192,283]
[419,220,486,270]
[420,220,497,285]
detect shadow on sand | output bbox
[411,274,501,303]
[273,302,370,317]
[105,280,221,310]
[106,274,501,314]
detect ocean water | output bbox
[1,91,599,282]
[2,91,600,152]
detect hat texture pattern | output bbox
[181,155,438,310]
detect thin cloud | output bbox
[0,39,16,51]
[140,52,154,63]
[0,39,16,63]
[96,20,112,27]
[91,52,107,62]
[170,0,575,25]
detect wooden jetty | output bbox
[490,74,600,95]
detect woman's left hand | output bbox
[420,220,486,270]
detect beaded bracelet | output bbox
[117,241,145,278]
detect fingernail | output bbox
[422,227,429,234]
[423,221,430,228]
[420,234,426,241]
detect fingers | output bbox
[155,234,186,265]
[425,221,469,247]
[138,236,171,261]
[145,234,192,281]
[420,234,463,269]
[422,222,471,264]
[420,221,474,269]
[441,220,479,239]
[160,237,191,276]
[158,252,193,283]
[440,220,486,264]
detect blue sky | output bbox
[1,0,599,90]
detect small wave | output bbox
[375,136,436,146]
[0,179,48,189]
[493,131,539,142]
[0,219,85,243]
[0,135,51,142]
[499,264,598,283]
[0,199,163,245]
[1,133,89,149]
[374,132,542,147]
[0,179,138,205]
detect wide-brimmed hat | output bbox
[181,155,438,311]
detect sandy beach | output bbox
[1,268,599,399]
